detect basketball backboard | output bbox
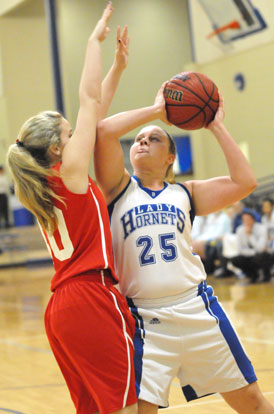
[198,0,266,43]
[188,0,274,63]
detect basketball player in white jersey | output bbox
[94,84,274,413]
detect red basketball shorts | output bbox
[44,271,137,414]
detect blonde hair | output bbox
[164,130,176,184]
[7,111,64,234]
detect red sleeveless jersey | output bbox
[41,163,118,291]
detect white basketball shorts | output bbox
[127,281,257,408]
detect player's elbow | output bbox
[248,176,258,193]
[96,120,104,140]
[96,119,109,141]
[243,176,257,197]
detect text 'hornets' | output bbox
[121,203,186,239]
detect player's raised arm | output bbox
[61,2,113,186]
[94,83,169,203]
[185,92,257,216]
[99,25,130,120]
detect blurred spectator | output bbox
[192,210,231,274]
[0,165,10,228]
[191,215,206,241]
[261,198,274,253]
[232,200,261,233]
[230,210,273,283]
[214,202,261,278]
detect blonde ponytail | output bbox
[164,130,177,184]
[166,166,176,184]
[7,111,64,234]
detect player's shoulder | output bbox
[170,181,195,221]
[174,180,192,194]
[108,177,132,215]
[170,180,192,197]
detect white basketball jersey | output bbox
[108,176,206,299]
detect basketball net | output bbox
[206,20,240,52]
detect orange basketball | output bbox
[164,72,219,130]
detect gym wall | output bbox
[0,0,273,182]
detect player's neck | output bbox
[134,170,165,190]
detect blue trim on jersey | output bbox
[107,179,131,222]
[127,297,145,397]
[197,280,206,296]
[176,183,195,225]
[132,175,168,199]
[199,284,257,384]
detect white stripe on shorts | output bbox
[108,290,132,408]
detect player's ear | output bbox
[168,153,175,165]
[48,143,61,159]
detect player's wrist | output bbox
[208,121,225,134]
[112,59,126,72]
[152,102,165,119]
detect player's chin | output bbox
[134,151,150,159]
[131,156,149,168]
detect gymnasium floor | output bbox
[0,226,273,414]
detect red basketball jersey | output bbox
[41,163,118,291]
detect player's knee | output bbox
[244,383,266,410]
[222,382,268,413]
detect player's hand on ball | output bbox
[154,82,173,126]
[164,72,219,130]
[206,91,224,130]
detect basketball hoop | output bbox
[205,20,240,53]
[206,20,240,39]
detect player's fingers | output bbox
[218,91,224,109]
[102,1,113,23]
[161,80,169,91]
[100,26,110,41]
[122,26,130,49]
[116,26,121,44]
[119,39,126,49]
[121,25,128,42]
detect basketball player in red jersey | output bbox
[7,3,137,414]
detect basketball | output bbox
[164,72,219,130]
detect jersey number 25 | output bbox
[136,232,178,266]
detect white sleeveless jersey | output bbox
[108,176,206,299]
